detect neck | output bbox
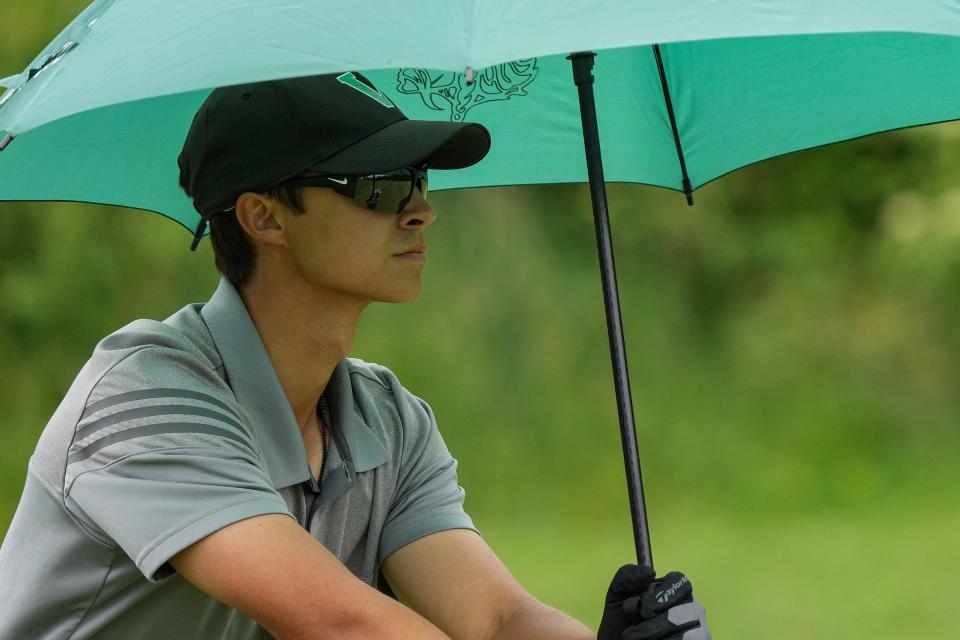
[239,271,368,437]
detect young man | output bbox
[0,72,710,639]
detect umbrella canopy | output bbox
[3,1,960,229]
[5,0,960,568]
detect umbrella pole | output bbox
[567,51,654,570]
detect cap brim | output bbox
[307,119,491,174]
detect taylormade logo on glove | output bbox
[597,565,712,640]
[656,574,690,604]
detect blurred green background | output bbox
[2,3,959,638]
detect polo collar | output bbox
[199,277,389,490]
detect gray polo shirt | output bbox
[0,277,477,639]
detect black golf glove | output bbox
[597,565,711,640]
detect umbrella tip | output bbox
[0,132,13,151]
[465,67,474,85]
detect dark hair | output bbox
[179,173,307,289]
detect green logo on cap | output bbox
[336,72,396,109]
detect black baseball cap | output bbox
[178,71,491,247]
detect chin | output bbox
[378,286,422,304]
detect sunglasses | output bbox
[192,164,429,251]
[275,164,429,214]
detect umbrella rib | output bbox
[652,44,694,206]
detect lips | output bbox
[395,243,427,256]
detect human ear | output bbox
[235,192,286,248]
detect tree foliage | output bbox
[3,1,959,531]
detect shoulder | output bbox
[33,306,249,492]
[344,357,428,416]
[345,356,400,392]
[343,357,440,450]
[82,301,228,402]
[93,302,221,373]
[79,312,231,416]
[61,339,258,494]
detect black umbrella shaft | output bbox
[567,51,653,570]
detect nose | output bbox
[396,186,437,229]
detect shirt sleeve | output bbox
[63,346,292,582]
[377,384,478,565]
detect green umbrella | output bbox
[4,0,960,569]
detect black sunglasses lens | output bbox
[417,171,429,197]
[354,168,428,213]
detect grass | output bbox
[477,499,960,639]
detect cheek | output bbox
[291,219,387,281]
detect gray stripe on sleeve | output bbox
[76,405,244,442]
[67,423,254,465]
[81,388,238,421]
